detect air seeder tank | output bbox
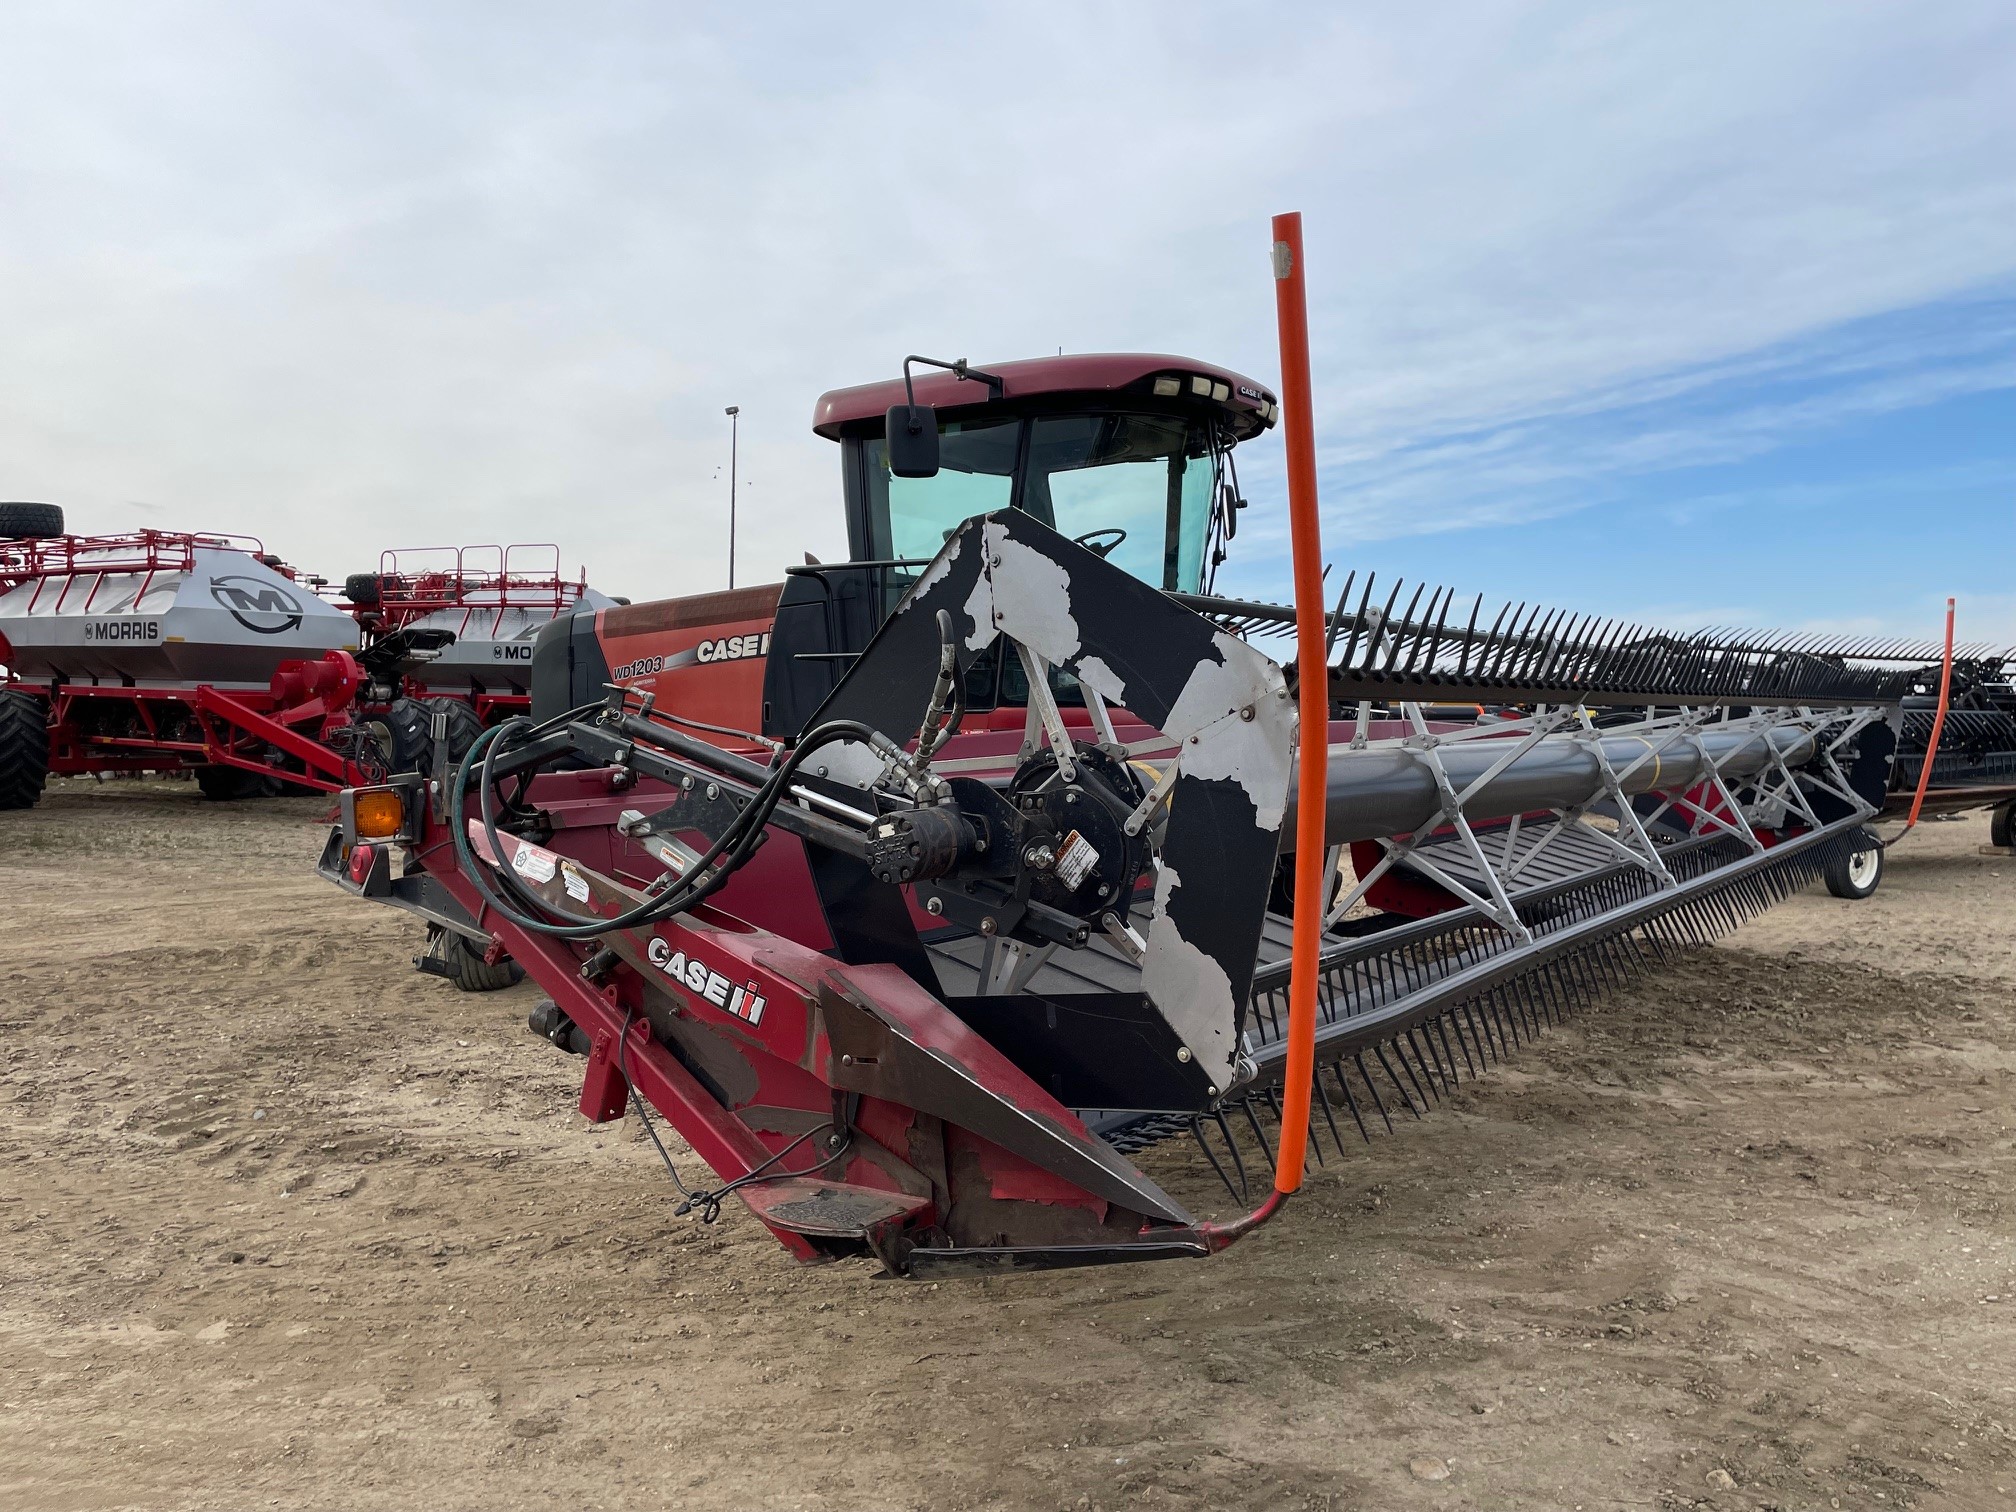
[0,513,375,806]
[1,527,357,688]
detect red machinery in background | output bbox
[0,502,612,810]
[343,543,618,725]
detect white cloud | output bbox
[0,3,2010,616]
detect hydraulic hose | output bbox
[446,711,891,940]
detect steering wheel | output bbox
[1072,527,1128,559]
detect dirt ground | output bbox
[1,779,2011,1512]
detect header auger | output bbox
[320,333,1910,1277]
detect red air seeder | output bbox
[0,518,608,809]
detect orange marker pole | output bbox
[1269,211,1328,1197]
[1899,596,1956,839]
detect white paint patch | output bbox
[904,531,962,607]
[1161,632,1293,832]
[1138,863,1240,1085]
[1073,653,1128,711]
[985,524,1081,667]
[959,564,996,654]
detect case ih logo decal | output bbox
[83,619,162,643]
[645,938,767,1026]
[209,576,304,635]
[609,632,770,682]
[696,632,769,664]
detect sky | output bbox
[4,3,2011,645]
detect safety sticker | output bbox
[511,845,557,884]
[561,864,591,902]
[1055,829,1098,891]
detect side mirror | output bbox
[1221,485,1246,540]
[885,404,940,479]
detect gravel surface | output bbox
[2,779,2011,1510]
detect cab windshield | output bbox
[860,410,1219,594]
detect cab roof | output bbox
[812,353,1278,442]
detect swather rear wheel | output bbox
[422,923,524,992]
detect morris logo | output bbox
[209,575,304,635]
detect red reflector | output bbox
[347,842,377,885]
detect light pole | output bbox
[724,406,740,590]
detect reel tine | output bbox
[1339,571,1377,667]
[1210,1109,1252,1202]
[1387,582,1426,671]
[1325,570,1357,659]
[1190,1116,1243,1204]
[1241,1096,1276,1167]
[1311,1067,1348,1156]
[1375,1040,1426,1116]
[1439,1010,1475,1080]
[1354,1052,1396,1134]
[1455,593,1483,677]
[1331,1060,1372,1143]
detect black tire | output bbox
[0,502,65,539]
[1992,800,2014,851]
[0,690,51,810]
[423,923,524,992]
[195,764,281,801]
[382,696,486,776]
[431,698,485,768]
[343,573,382,607]
[380,698,431,775]
[1824,827,1884,900]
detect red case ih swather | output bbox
[0,504,613,812]
[317,313,1934,1276]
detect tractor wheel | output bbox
[196,764,280,801]
[431,698,485,768]
[0,502,65,539]
[0,690,51,810]
[383,697,485,776]
[343,573,382,607]
[1991,800,2014,851]
[423,923,524,992]
[381,698,431,775]
[1823,827,1884,900]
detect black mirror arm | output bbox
[902,354,1006,404]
